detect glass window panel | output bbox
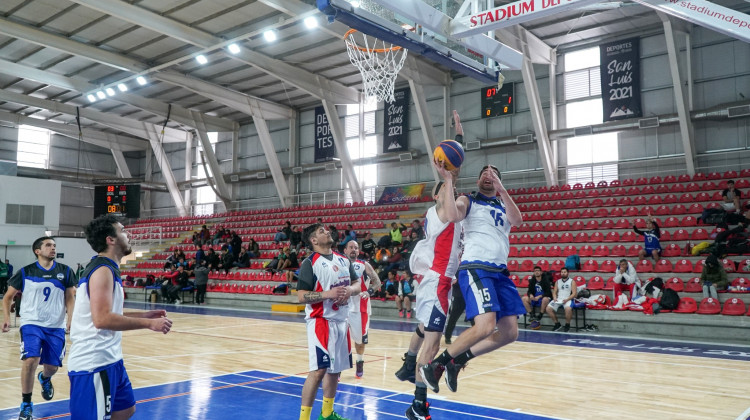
[347,139,360,159]
[363,136,377,158]
[565,47,600,72]
[565,99,603,128]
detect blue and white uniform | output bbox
[68,256,135,420]
[458,192,525,321]
[8,261,75,367]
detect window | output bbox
[17,125,50,168]
[564,47,619,185]
[194,132,218,216]
[344,101,378,203]
[6,204,44,225]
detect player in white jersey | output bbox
[298,223,362,420]
[2,237,76,420]
[393,159,463,420]
[546,267,578,332]
[421,164,524,397]
[67,214,172,420]
[344,240,381,379]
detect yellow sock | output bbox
[322,396,335,417]
[299,406,312,420]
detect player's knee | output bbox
[415,325,424,338]
[22,357,40,367]
[521,295,529,304]
[473,317,496,337]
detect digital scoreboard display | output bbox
[94,184,140,218]
[480,82,515,118]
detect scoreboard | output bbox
[480,82,515,118]
[94,184,141,218]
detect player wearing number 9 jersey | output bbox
[1,237,76,420]
[420,164,525,398]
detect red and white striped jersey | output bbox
[409,206,463,278]
[348,260,371,314]
[299,252,357,322]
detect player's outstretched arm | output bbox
[434,159,466,223]
[90,267,172,334]
[364,262,382,294]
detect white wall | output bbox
[0,175,61,242]
[52,237,97,269]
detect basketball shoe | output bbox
[395,353,416,383]
[444,360,465,392]
[355,361,364,378]
[38,372,54,400]
[405,400,431,420]
[419,362,445,393]
[18,402,33,420]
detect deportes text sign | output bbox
[314,106,335,163]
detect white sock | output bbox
[357,354,364,362]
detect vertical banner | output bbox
[314,106,335,163]
[600,37,642,122]
[383,88,409,153]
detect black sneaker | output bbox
[355,360,364,378]
[18,402,32,420]
[420,362,445,393]
[405,400,431,420]
[552,323,562,332]
[395,353,417,383]
[38,372,54,400]
[563,324,570,332]
[444,360,465,393]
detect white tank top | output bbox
[555,278,574,301]
[409,206,463,278]
[348,260,370,314]
[459,193,512,271]
[68,257,124,373]
[304,252,354,322]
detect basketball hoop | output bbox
[344,29,408,103]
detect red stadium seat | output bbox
[670,183,686,193]
[679,193,694,203]
[674,259,694,272]
[722,298,746,316]
[533,246,547,257]
[662,243,682,257]
[548,233,560,243]
[519,246,533,257]
[597,180,609,188]
[732,278,750,291]
[561,232,574,243]
[604,277,615,290]
[590,232,604,242]
[672,229,689,240]
[653,259,673,273]
[633,196,647,205]
[520,260,535,271]
[604,231,620,243]
[581,259,599,272]
[510,275,520,287]
[611,244,626,257]
[654,205,669,215]
[684,277,702,292]
[519,234,533,244]
[693,259,706,273]
[633,217,647,228]
[550,259,565,271]
[671,204,687,215]
[593,245,610,257]
[662,194,678,204]
[655,184,670,194]
[581,208,594,218]
[574,232,589,243]
[626,244,643,257]
[673,297,697,314]
[536,260,550,271]
[572,275,586,288]
[509,247,519,257]
[696,297,721,315]
[584,220,599,230]
[621,231,637,242]
[600,260,617,273]
[531,223,545,232]
[721,258,736,273]
[664,277,684,292]
[610,207,624,217]
[548,245,563,257]
[706,172,722,180]
[519,276,531,288]
[687,204,703,215]
[579,245,594,257]
[624,207,639,217]
[563,245,577,256]
[664,217,680,227]
[685,182,700,192]
[588,276,605,290]
[559,221,571,231]
[738,259,750,273]
[507,260,519,271]
[636,259,653,272]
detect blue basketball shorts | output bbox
[458,268,526,322]
[68,359,136,419]
[19,324,66,367]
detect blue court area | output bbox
[0,370,559,420]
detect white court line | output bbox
[734,406,750,420]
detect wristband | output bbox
[367,288,375,295]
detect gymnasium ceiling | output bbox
[0,0,747,141]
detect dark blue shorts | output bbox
[19,324,66,367]
[458,268,526,322]
[69,360,135,419]
[530,294,544,307]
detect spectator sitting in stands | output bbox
[275,246,296,271]
[289,226,303,251]
[246,238,260,258]
[274,221,292,243]
[634,214,662,263]
[374,246,391,270]
[361,232,376,259]
[184,257,196,277]
[378,270,398,299]
[400,231,419,265]
[199,224,211,246]
[522,266,552,329]
[409,219,424,239]
[721,180,742,212]
[338,229,357,253]
[166,249,183,266]
[233,247,251,268]
[613,259,640,300]
[205,248,219,271]
[191,230,201,247]
[700,254,728,299]
[328,225,339,244]
[395,270,416,318]
[546,267,578,332]
[383,245,404,273]
[166,265,188,304]
[158,264,178,303]
[347,224,356,239]
[230,232,242,257]
[217,246,234,272]
[389,222,407,246]
[212,226,225,245]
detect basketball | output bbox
[433,140,465,171]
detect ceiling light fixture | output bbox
[117,83,128,92]
[105,87,116,96]
[96,91,106,100]
[304,16,319,29]
[196,54,208,64]
[87,94,97,102]
[227,43,241,54]
[136,76,147,86]
[263,30,277,42]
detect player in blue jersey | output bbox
[634,214,661,263]
[2,237,76,420]
[420,164,525,396]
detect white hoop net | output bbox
[344,30,408,103]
